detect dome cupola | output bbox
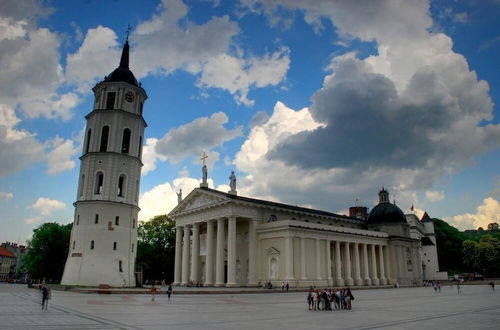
[367,188,407,224]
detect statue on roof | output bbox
[229,171,237,195]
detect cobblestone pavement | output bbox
[1,283,499,329]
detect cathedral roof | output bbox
[367,189,407,225]
[420,212,433,223]
[104,40,139,87]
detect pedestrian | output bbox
[41,284,50,310]
[285,282,289,291]
[167,284,173,301]
[456,282,461,295]
[437,281,441,293]
[307,291,313,310]
[345,288,354,310]
[489,281,495,291]
[281,282,285,291]
[150,283,157,301]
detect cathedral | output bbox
[170,178,448,288]
[61,37,146,287]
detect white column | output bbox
[384,245,393,284]
[215,218,225,287]
[285,235,294,280]
[334,240,344,286]
[344,242,353,286]
[248,219,257,286]
[190,223,200,282]
[173,226,183,285]
[371,244,380,285]
[205,221,215,286]
[226,216,237,287]
[362,243,371,285]
[353,242,363,286]
[315,238,321,280]
[181,225,190,285]
[379,245,387,285]
[300,237,307,280]
[326,240,332,285]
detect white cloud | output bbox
[65,26,121,91]
[25,216,41,225]
[425,190,445,202]
[29,197,66,216]
[141,138,166,176]
[139,176,213,221]
[155,112,242,164]
[445,197,500,230]
[45,136,79,175]
[0,17,27,41]
[0,192,13,200]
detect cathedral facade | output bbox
[170,186,447,288]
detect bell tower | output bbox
[61,37,147,287]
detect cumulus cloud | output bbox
[425,190,445,202]
[45,136,79,175]
[0,192,13,200]
[446,197,500,230]
[235,0,500,211]
[29,197,66,216]
[139,176,212,221]
[155,112,242,164]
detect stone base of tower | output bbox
[61,256,136,287]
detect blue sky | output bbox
[1,0,499,244]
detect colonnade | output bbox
[173,216,257,287]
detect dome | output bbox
[103,40,138,87]
[367,188,407,224]
[367,202,407,224]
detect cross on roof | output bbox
[125,24,132,42]
[200,151,208,166]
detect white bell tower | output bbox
[61,37,147,287]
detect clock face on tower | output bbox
[125,91,135,102]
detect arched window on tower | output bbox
[117,175,126,197]
[90,240,95,249]
[115,216,119,226]
[119,260,123,272]
[95,171,104,194]
[138,136,143,159]
[85,129,91,154]
[95,214,99,224]
[121,129,131,154]
[113,242,117,250]
[139,102,143,115]
[100,125,109,152]
[72,241,75,250]
[106,92,116,109]
[79,174,85,197]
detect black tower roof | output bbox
[104,40,138,87]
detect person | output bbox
[150,284,157,301]
[285,282,289,291]
[437,281,441,293]
[41,284,50,310]
[167,284,173,301]
[489,281,495,291]
[345,288,354,310]
[307,291,313,310]
[281,282,285,291]
[456,282,461,295]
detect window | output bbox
[121,129,131,154]
[268,214,277,222]
[95,171,104,194]
[72,241,75,250]
[119,260,123,272]
[138,136,143,159]
[100,126,109,152]
[95,214,99,224]
[117,175,125,197]
[135,180,139,202]
[76,215,80,225]
[139,102,143,115]
[85,129,91,154]
[90,240,94,249]
[131,244,134,252]
[115,216,119,226]
[79,175,85,197]
[106,92,116,109]
[113,242,117,250]
[132,218,136,229]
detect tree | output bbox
[462,240,477,271]
[136,215,176,284]
[434,219,466,272]
[22,222,72,282]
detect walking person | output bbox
[41,284,50,310]
[150,283,158,301]
[345,288,354,310]
[307,291,313,310]
[456,282,461,295]
[167,284,173,300]
[489,281,495,291]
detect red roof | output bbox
[0,246,15,258]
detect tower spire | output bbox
[119,39,130,69]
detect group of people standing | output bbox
[307,288,354,311]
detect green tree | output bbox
[434,219,467,272]
[462,240,477,271]
[22,222,72,282]
[136,215,176,284]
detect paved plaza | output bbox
[0,283,499,330]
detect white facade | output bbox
[61,40,147,287]
[170,187,446,287]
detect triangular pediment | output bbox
[266,247,280,255]
[169,188,229,215]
